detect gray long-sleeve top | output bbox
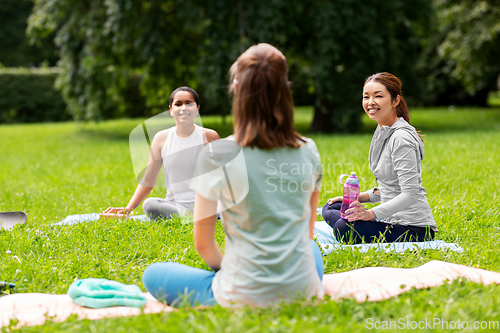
[367,118,437,228]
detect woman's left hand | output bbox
[345,201,376,221]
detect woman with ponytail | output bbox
[142,44,324,307]
[322,72,437,244]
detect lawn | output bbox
[1,106,500,332]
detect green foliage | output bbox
[0,67,69,123]
[0,0,57,67]
[28,0,203,120]
[437,0,500,95]
[417,0,500,107]
[23,0,499,127]
[26,0,433,130]
[303,0,433,132]
[1,107,500,331]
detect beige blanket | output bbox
[2,260,500,329]
[0,292,173,329]
[322,260,500,302]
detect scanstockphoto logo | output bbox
[366,317,500,330]
[128,111,249,220]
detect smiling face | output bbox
[362,81,400,127]
[169,90,200,125]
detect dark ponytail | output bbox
[365,72,422,141]
[395,95,410,124]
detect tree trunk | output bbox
[309,104,336,133]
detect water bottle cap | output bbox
[346,172,359,185]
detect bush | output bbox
[0,67,70,123]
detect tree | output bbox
[28,0,204,120]
[304,0,433,132]
[435,0,500,104]
[0,0,57,67]
[28,0,433,128]
[196,0,307,118]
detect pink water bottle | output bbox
[339,172,360,219]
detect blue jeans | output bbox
[142,240,324,307]
[322,201,435,244]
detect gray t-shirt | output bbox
[190,137,323,307]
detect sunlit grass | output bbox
[1,106,500,331]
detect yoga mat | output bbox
[52,212,220,226]
[0,292,173,329]
[3,262,500,329]
[313,221,463,254]
[0,211,27,230]
[323,260,500,302]
[52,214,149,226]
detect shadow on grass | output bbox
[74,106,500,142]
[407,106,500,134]
[348,106,500,136]
[75,117,235,142]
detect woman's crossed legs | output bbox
[322,202,434,244]
[142,240,325,307]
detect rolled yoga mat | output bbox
[0,211,27,230]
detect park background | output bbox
[1,0,500,332]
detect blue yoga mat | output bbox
[52,213,149,226]
[313,221,463,254]
[52,212,220,226]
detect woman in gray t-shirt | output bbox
[142,43,324,307]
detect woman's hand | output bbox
[327,196,343,205]
[100,207,130,219]
[110,207,133,214]
[345,201,376,221]
[122,207,133,214]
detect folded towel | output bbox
[313,221,463,254]
[68,279,146,308]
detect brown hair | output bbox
[229,43,304,149]
[365,72,423,141]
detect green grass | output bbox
[488,90,500,107]
[1,106,500,332]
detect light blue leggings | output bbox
[142,240,324,307]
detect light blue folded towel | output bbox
[68,278,146,308]
[313,221,463,254]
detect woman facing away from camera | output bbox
[142,43,324,307]
[112,86,220,220]
[322,72,438,244]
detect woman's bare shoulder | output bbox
[203,128,221,142]
[151,128,172,147]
